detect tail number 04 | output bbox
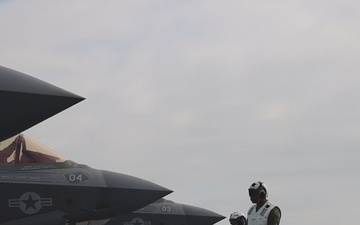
[69,174,83,182]
[65,172,90,183]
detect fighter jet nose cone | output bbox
[182,204,226,225]
[0,65,84,98]
[0,65,85,141]
[101,170,172,193]
[101,170,172,213]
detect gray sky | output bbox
[1,0,360,224]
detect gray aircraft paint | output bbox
[0,65,84,141]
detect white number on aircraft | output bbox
[69,174,82,182]
[161,206,172,212]
[65,172,90,183]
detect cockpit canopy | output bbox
[0,134,67,164]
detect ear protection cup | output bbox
[259,190,266,198]
[258,181,267,198]
[237,216,246,225]
[237,216,245,222]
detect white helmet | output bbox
[229,212,245,220]
[248,181,268,198]
[229,212,246,225]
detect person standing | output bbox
[247,181,281,225]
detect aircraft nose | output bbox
[182,204,226,225]
[101,170,172,213]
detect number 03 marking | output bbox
[161,206,171,212]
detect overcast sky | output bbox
[1,1,360,224]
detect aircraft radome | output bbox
[0,65,84,142]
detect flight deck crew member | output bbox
[247,181,281,225]
[229,212,246,225]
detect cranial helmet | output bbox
[248,181,268,198]
[229,212,245,220]
[229,212,246,225]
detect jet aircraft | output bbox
[78,198,225,225]
[0,134,172,225]
[104,198,225,225]
[0,65,224,225]
[0,66,172,224]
